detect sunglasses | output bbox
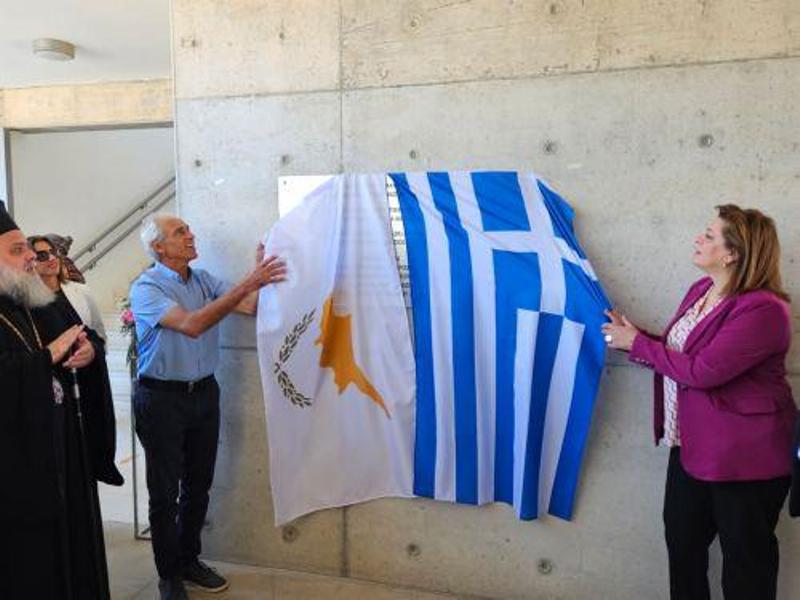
[35,249,61,262]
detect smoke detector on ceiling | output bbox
[32,38,76,61]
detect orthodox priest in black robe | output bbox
[0,204,123,600]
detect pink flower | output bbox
[121,309,134,326]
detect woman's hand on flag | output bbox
[602,309,639,351]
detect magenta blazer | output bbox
[629,277,796,481]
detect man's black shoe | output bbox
[158,576,188,600]
[182,559,230,592]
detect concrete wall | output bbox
[170,1,800,598]
[11,127,175,310]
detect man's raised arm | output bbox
[160,254,285,337]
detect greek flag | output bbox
[392,172,609,520]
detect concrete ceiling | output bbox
[0,0,171,88]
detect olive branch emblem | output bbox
[273,309,316,408]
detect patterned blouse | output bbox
[662,289,722,447]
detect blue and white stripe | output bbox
[392,171,608,520]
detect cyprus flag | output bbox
[257,174,415,525]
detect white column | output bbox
[0,128,12,214]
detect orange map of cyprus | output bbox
[314,295,391,418]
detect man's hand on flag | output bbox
[243,252,287,293]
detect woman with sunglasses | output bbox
[29,235,106,340]
[24,234,123,599]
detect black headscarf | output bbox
[0,201,19,235]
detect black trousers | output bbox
[133,378,220,579]
[664,447,790,600]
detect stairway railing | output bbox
[74,177,175,272]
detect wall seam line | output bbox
[338,0,350,581]
[173,52,800,104]
[338,0,345,175]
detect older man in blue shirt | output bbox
[131,214,284,600]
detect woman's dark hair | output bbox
[27,235,69,284]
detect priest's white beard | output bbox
[0,264,55,308]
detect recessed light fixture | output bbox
[32,38,76,61]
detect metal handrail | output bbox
[72,177,175,263]
[78,191,175,272]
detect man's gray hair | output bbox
[140,214,170,261]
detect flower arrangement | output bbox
[117,297,138,381]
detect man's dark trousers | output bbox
[133,377,220,579]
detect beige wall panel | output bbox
[174,92,340,270]
[173,0,340,99]
[342,0,800,89]
[346,371,799,600]
[346,367,669,599]
[173,92,340,348]
[170,1,800,597]
[342,57,800,372]
[0,79,172,129]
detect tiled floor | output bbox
[99,399,149,526]
[105,522,460,600]
[100,412,465,600]
[106,522,155,599]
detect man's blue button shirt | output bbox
[130,261,232,381]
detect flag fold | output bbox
[257,174,416,525]
[257,171,608,524]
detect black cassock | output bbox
[0,293,123,600]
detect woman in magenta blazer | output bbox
[603,204,795,600]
